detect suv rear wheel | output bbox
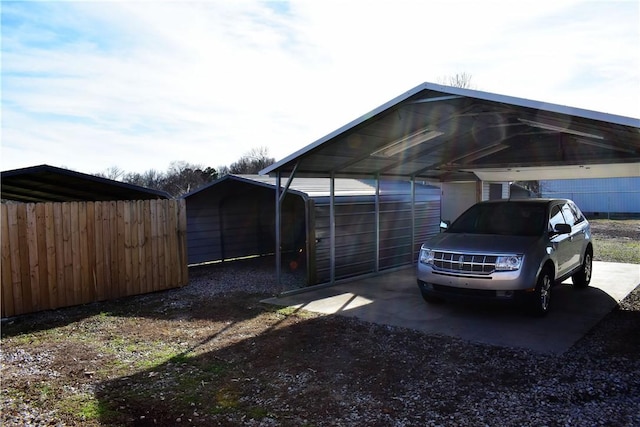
[572,248,593,288]
[529,267,553,317]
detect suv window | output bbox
[549,204,566,231]
[448,202,546,236]
[561,203,577,227]
[568,201,585,224]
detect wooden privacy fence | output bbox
[1,199,188,318]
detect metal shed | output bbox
[183,175,440,287]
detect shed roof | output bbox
[261,82,640,182]
[183,174,438,200]
[1,164,171,202]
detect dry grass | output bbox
[590,219,640,264]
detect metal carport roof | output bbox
[261,82,640,181]
[260,82,640,288]
[1,164,171,202]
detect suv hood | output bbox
[423,232,541,254]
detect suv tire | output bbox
[572,249,593,289]
[420,289,443,304]
[529,267,553,317]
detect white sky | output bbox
[2,0,639,176]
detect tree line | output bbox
[96,146,275,197]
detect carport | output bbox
[261,82,640,288]
[183,174,440,287]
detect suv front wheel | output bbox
[529,267,553,317]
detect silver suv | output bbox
[417,199,593,316]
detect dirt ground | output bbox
[589,218,640,240]
[1,220,639,426]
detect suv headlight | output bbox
[419,248,435,265]
[495,255,523,271]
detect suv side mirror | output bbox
[440,220,451,231]
[553,223,571,234]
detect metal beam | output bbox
[279,162,299,204]
[375,175,380,272]
[275,172,282,291]
[329,172,336,284]
[411,177,416,263]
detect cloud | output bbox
[2,0,638,175]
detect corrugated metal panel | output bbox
[185,178,305,265]
[184,175,440,286]
[241,175,391,197]
[541,177,640,214]
[313,186,440,283]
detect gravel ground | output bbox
[2,251,639,425]
[140,261,640,425]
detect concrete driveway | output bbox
[264,261,640,354]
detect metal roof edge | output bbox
[420,82,640,126]
[260,82,640,176]
[1,164,172,199]
[181,173,233,198]
[181,174,310,200]
[259,82,431,176]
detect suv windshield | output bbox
[448,202,547,236]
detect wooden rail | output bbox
[1,199,188,318]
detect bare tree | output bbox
[97,162,218,197]
[122,169,164,189]
[217,165,230,177]
[93,147,276,197]
[438,72,475,89]
[96,166,125,181]
[161,161,218,196]
[228,146,275,174]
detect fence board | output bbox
[26,203,41,312]
[62,203,73,306]
[70,202,82,306]
[1,199,187,317]
[116,201,126,297]
[35,203,49,311]
[149,200,159,289]
[6,205,22,316]
[1,206,14,316]
[86,202,97,302]
[135,201,146,294]
[17,204,33,313]
[44,203,58,309]
[123,201,133,296]
[157,200,167,290]
[79,202,90,303]
[93,202,105,301]
[107,201,118,300]
[53,203,64,310]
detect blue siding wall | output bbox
[540,177,640,214]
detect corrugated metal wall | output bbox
[541,177,640,215]
[185,177,440,286]
[313,186,440,283]
[185,180,305,265]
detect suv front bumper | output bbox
[416,264,538,303]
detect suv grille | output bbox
[432,251,498,274]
